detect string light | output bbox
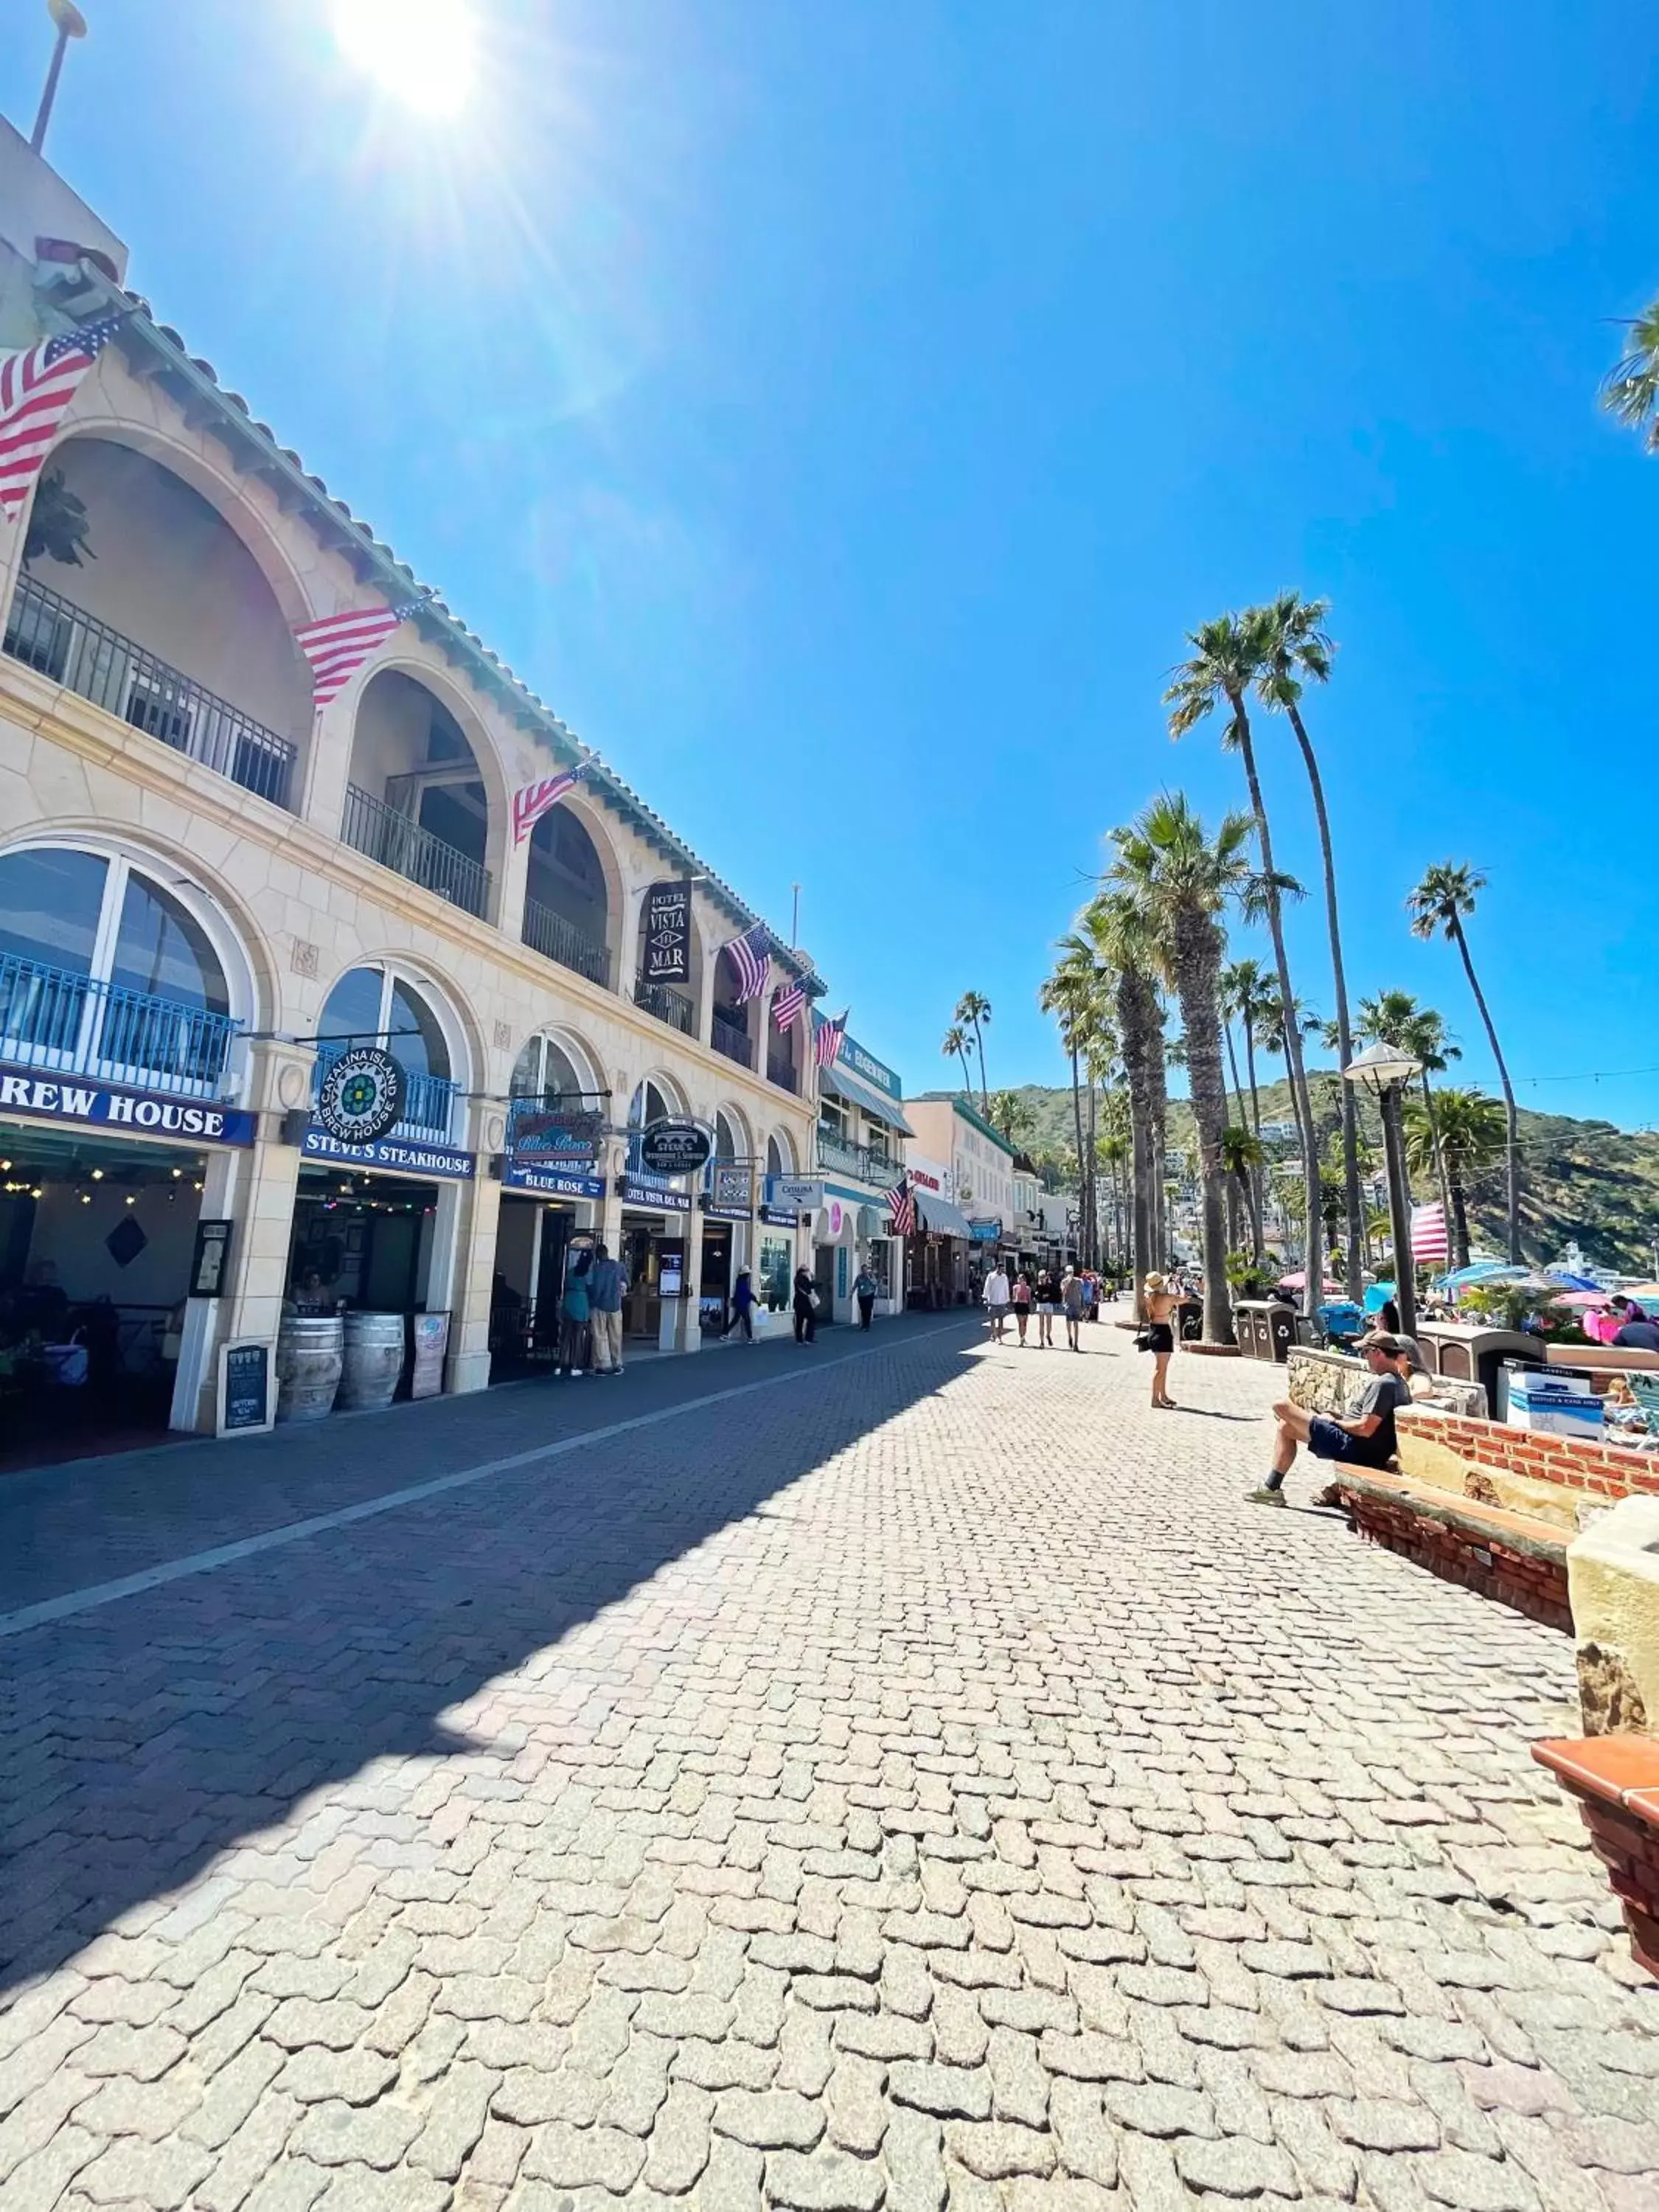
[91,1167,104,1180]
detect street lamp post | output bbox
[31,1,88,156]
[1343,1040,1423,1338]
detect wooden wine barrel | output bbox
[337,1310,406,1412]
[274,1312,343,1424]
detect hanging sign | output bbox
[507,1098,602,1166]
[709,1163,754,1214]
[639,1117,712,1175]
[313,1047,405,1146]
[641,881,692,986]
[189,1219,234,1298]
[767,1175,822,1211]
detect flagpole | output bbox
[790,883,800,947]
[31,1,88,156]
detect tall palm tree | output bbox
[1601,295,1659,452]
[1403,1087,1505,1270]
[1357,990,1461,1243]
[1407,863,1520,1262]
[1083,891,1165,1306]
[1044,938,1113,1266]
[955,991,992,1114]
[941,1023,975,1097]
[1221,1124,1265,1259]
[1253,591,1363,1298]
[1166,613,1325,1317]
[1106,793,1254,1344]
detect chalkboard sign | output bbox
[219,1340,274,1436]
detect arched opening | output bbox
[626,1076,681,1147]
[522,804,613,990]
[314,963,463,1144]
[766,991,804,1093]
[509,1032,592,1104]
[0,841,246,1098]
[766,1131,795,1179]
[6,435,310,807]
[344,669,493,921]
[710,947,757,1071]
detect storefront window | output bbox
[108,874,229,1015]
[867,1243,891,1295]
[511,1033,585,1102]
[759,1234,792,1312]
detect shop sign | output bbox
[619,1167,692,1214]
[301,1126,476,1180]
[840,1034,903,1100]
[767,1174,822,1211]
[641,880,692,985]
[906,1157,949,1194]
[506,1097,602,1166]
[218,1340,274,1436]
[760,1204,802,1227]
[0,1062,257,1147]
[969,1217,1003,1242]
[410,1312,449,1401]
[658,1237,686,1298]
[502,1161,606,1200]
[639,1117,711,1175]
[190,1218,234,1298]
[313,1046,405,1147]
[707,1162,754,1216]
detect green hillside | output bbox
[1000,1077,1659,1273]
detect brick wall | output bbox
[1398,1409,1659,1503]
[1338,1478,1572,1632]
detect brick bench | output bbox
[1329,1467,1571,1632]
[1533,1734,1659,1982]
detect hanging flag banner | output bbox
[815,1009,848,1069]
[722,923,771,1004]
[0,313,126,522]
[512,762,587,844]
[642,881,692,985]
[773,982,807,1032]
[293,597,427,714]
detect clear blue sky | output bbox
[6,3,1658,1125]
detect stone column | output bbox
[667,1200,706,1354]
[442,1097,501,1396]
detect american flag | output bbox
[773,981,807,1032]
[292,599,426,713]
[0,314,125,522]
[1411,1200,1448,1262]
[815,1009,848,1069]
[723,923,771,1003]
[512,762,586,844]
[887,1181,917,1237]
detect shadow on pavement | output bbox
[0,1315,981,1995]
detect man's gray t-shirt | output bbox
[1351,1372,1412,1465]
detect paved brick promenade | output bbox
[2,1315,1656,2211]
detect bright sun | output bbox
[333,0,476,118]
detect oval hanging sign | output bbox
[314,1046,406,1146]
[639,1117,712,1176]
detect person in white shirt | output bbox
[983,1264,1011,1342]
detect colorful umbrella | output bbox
[1551,1290,1610,1310]
[1276,1271,1344,1294]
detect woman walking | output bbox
[1141,1271,1180,1409]
[1012,1270,1034,1346]
[793,1265,818,1345]
[723,1267,756,1343]
[1034,1267,1058,1348]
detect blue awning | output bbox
[821,1062,916,1136]
[915,1190,973,1239]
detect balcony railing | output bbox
[342,784,491,920]
[4,574,298,809]
[633,976,696,1037]
[0,953,239,1099]
[523,899,610,990]
[767,1048,799,1094]
[816,1129,902,1189]
[711,1013,754,1070]
[313,1041,462,1146]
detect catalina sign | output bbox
[0,1063,257,1147]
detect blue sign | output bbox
[838,1034,902,1100]
[620,1167,692,1214]
[505,1097,602,1166]
[302,1124,474,1180]
[969,1218,1003,1243]
[0,1062,257,1147]
[503,1161,605,1200]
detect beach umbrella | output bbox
[1551,1290,1610,1310]
[1442,1262,1514,1290]
[1545,1270,1602,1293]
[1621,1283,1659,1305]
[1277,1270,1343,1294]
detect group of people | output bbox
[546,1242,629,1377]
[981,1262,1097,1351]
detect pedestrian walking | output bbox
[585,1242,628,1375]
[853,1264,878,1330]
[1249,1335,1413,1506]
[983,1262,1011,1342]
[1081,1271,1099,1324]
[1138,1271,1179,1409]
[1034,1267,1058,1347]
[1061,1265,1085,1350]
[793,1265,818,1345]
[558,1249,591,1377]
[1012,1270,1034,1346]
[723,1267,756,1342]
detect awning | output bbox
[821,1062,916,1137]
[916,1190,973,1239]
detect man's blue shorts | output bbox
[1307,1415,1363,1463]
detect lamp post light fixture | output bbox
[31,0,88,155]
[1343,1040,1423,1337]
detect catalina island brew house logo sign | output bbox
[313,1047,406,1147]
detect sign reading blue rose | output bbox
[314,1046,406,1146]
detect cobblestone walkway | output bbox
[3,1319,1656,2211]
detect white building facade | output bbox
[808,1026,912,1321]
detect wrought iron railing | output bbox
[3,574,297,809]
[313,1040,462,1145]
[342,784,491,919]
[711,1013,754,1069]
[767,1048,799,1093]
[816,1128,902,1189]
[633,976,696,1037]
[0,953,240,1099]
[522,899,610,990]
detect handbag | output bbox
[1133,1325,1153,1352]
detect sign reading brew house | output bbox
[313,1047,406,1147]
[641,881,692,986]
[639,1117,712,1175]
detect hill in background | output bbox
[1000,1077,1659,1273]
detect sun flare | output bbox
[333,0,476,118]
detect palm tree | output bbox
[1407,863,1520,1262]
[1043,939,1113,1267]
[1253,591,1362,1298]
[1083,891,1165,1305]
[941,1023,975,1098]
[1106,793,1254,1344]
[1166,613,1325,1317]
[1221,1124,1265,1259]
[987,1088,1034,1150]
[1404,1087,1505,1270]
[955,991,992,1114]
[1601,295,1659,452]
[1357,990,1461,1242]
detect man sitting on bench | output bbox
[1248,1335,1412,1508]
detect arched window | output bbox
[766,1133,794,1178]
[0,844,239,1097]
[345,670,493,920]
[523,807,612,989]
[510,1033,591,1104]
[715,1111,742,1163]
[316,966,459,1141]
